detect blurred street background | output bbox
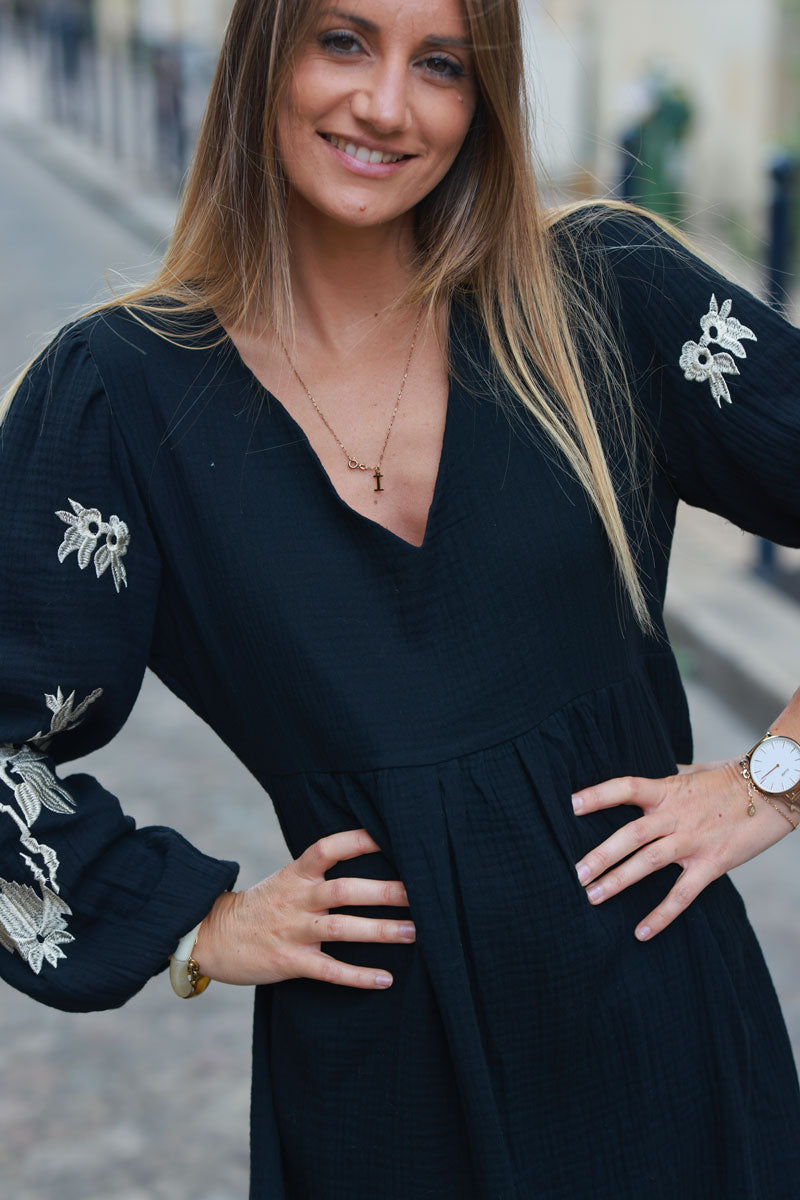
[2,2,800,1197]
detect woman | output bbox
[2,0,800,1195]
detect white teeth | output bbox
[325,134,404,165]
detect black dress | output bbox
[1,212,799,1198]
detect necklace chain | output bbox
[280,311,422,489]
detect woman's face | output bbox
[276,0,478,234]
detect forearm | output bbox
[766,687,800,739]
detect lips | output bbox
[320,132,411,165]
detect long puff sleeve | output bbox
[573,207,800,545]
[0,325,238,1012]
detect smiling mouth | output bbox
[320,133,411,165]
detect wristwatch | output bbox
[741,731,800,807]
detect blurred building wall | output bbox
[136,0,232,43]
[597,0,777,228]
[523,0,783,233]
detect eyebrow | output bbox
[320,9,473,51]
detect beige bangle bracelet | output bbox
[169,921,212,998]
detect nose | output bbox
[350,58,411,134]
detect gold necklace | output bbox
[280,312,422,493]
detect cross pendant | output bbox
[373,468,384,493]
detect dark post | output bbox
[757,153,797,580]
[153,41,187,188]
[766,153,797,314]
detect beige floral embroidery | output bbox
[0,882,73,974]
[680,295,757,408]
[0,687,102,973]
[56,499,130,592]
[30,687,104,752]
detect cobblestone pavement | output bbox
[2,125,800,1198]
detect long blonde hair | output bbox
[4,0,664,627]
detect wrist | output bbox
[189,889,239,979]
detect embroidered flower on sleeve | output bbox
[56,500,106,568]
[679,295,757,408]
[19,833,62,895]
[56,500,130,592]
[30,686,104,751]
[0,881,74,974]
[0,687,101,972]
[93,515,130,593]
[0,745,76,828]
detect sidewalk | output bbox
[667,508,800,730]
[0,33,177,248]
[2,39,798,732]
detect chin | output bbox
[293,188,416,232]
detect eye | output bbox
[421,55,465,79]
[319,30,363,56]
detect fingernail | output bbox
[576,864,591,884]
[571,794,583,813]
[636,926,651,941]
[399,924,416,940]
[375,974,393,988]
[587,885,603,904]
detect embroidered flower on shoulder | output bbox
[699,295,757,358]
[680,295,757,408]
[56,499,130,592]
[94,515,130,593]
[679,341,741,408]
[56,500,105,568]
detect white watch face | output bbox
[750,736,800,795]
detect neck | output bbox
[283,198,418,354]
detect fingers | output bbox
[632,865,716,941]
[304,951,397,991]
[572,774,668,815]
[578,831,679,906]
[309,912,416,944]
[297,828,381,879]
[310,876,415,952]
[576,836,715,942]
[292,832,414,990]
[575,815,673,888]
[318,876,410,910]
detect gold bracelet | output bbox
[765,799,800,831]
[740,758,799,831]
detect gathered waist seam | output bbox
[261,653,677,781]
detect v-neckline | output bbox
[222,325,454,553]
